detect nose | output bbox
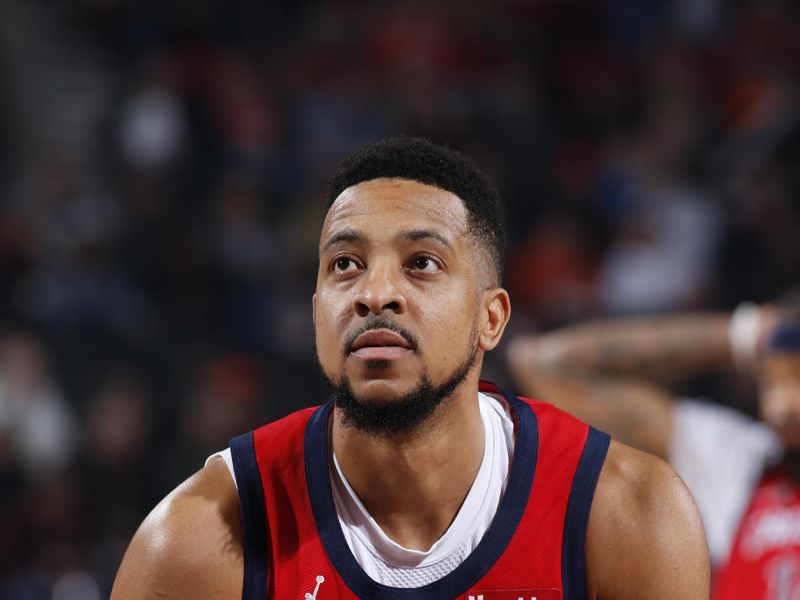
[352,262,407,317]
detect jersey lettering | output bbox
[742,507,800,558]
[714,470,800,599]
[465,591,561,600]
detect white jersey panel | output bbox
[670,399,781,566]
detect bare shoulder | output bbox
[586,440,710,600]
[111,457,243,600]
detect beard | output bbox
[317,326,479,437]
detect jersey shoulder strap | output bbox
[478,381,610,599]
[229,406,318,599]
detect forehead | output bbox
[320,178,469,247]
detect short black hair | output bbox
[326,137,505,284]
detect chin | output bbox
[349,377,415,403]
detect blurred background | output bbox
[0,0,799,597]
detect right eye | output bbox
[332,256,360,274]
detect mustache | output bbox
[343,317,419,355]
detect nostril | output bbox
[382,300,401,313]
[354,302,370,317]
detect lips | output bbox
[351,329,412,351]
[349,329,414,360]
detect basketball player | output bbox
[508,300,800,598]
[111,138,708,599]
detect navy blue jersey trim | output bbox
[230,432,269,600]
[304,386,538,599]
[561,426,610,600]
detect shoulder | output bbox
[111,456,243,600]
[585,440,710,600]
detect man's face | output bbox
[314,178,490,411]
[759,353,800,448]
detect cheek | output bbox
[314,293,349,367]
[419,294,479,359]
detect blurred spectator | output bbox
[0,330,78,476]
[210,172,277,279]
[506,213,599,324]
[594,89,722,313]
[208,52,280,160]
[158,353,268,488]
[9,152,120,267]
[78,367,158,592]
[118,58,188,175]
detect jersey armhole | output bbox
[230,432,269,600]
[562,426,611,600]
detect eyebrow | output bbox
[401,229,453,250]
[321,229,362,253]
[321,227,454,253]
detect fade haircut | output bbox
[325,137,505,285]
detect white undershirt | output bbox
[208,392,515,587]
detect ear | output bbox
[478,287,511,352]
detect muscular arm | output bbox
[507,313,732,458]
[110,458,243,600]
[510,313,733,381]
[587,441,710,600]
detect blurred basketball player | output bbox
[509,294,800,598]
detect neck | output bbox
[331,379,485,551]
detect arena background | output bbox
[0,0,799,597]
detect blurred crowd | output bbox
[0,0,799,597]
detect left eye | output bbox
[410,256,440,272]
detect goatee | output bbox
[319,337,478,437]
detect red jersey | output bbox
[714,469,800,599]
[229,381,610,599]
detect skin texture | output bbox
[587,441,709,600]
[112,178,709,599]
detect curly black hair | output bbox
[326,137,505,284]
